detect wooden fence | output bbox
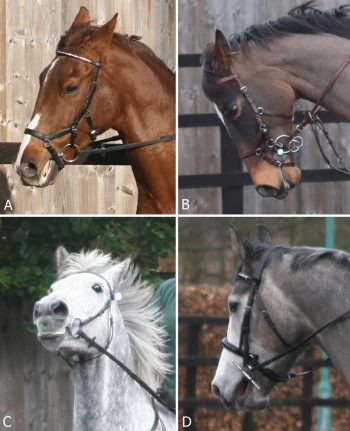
[178,0,350,214]
[179,315,350,431]
[0,0,175,214]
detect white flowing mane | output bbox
[57,249,171,389]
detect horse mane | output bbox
[57,22,174,76]
[57,249,171,390]
[242,240,350,271]
[229,1,350,53]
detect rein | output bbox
[24,50,175,171]
[216,54,350,180]
[222,251,350,389]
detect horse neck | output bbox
[250,33,350,121]
[72,310,155,431]
[102,42,175,142]
[267,256,350,383]
[100,42,175,213]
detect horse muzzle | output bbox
[19,157,59,187]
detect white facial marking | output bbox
[43,58,59,86]
[214,103,224,124]
[214,103,229,133]
[15,113,41,172]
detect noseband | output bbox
[222,251,350,389]
[24,51,175,171]
[216,54,350,185]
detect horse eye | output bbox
[64,85,79,95]
[223,105,238,117]
[92,283,103,293]
[228,301,239,313]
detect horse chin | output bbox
[221,378,269,411]
[58,339,90,358]
[237,383,270,411]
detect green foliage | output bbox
[0,217,175,302]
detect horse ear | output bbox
[94,13,118,46]
[56,246,69,271]
[229,224,246,261]
[257,225,275,245]
[70,6,91,28]
[212,29,231,71]
[102,257,131,290]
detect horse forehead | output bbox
[42,56,86,85]
[51,273,103,290]
[42,58,60,86]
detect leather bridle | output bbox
[216,54,350,187]
[55,271,175,422]
[222,251,350,390]
[24,50,175,171]
[25,51,102,170]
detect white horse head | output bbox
[34,247,175,431]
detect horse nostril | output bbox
[256,185,278,198]
[20,162,38,178]
[33,303,42,319]
[212,383,221,398]
[50,300,68,317]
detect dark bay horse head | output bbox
[212,224,350,410]
[202,30,301,199]
[15,7,118,186]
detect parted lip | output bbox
[38,329,66,339]
[233,378,249,405]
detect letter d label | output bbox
[183,416,192,428]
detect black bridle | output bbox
[24,50,175,171]
[216,54,350,191]
[57,272,175,421]
[222,251,350,389]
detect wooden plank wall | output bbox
[178,0,350,214]
[0,0,175,214]
[0,164,138,214]
[0,300,74,430]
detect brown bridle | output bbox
[216,55,350,173]
[217,66,296,169]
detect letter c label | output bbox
[3,416,12,427]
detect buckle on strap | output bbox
[238,272,255,282]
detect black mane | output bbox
[230,1,350,52]
[243,239,350,271]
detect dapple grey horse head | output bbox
[34,247,175,431]
[212,224,350,411]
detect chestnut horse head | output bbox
[202,30,301,199]
[16,7,175,213]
